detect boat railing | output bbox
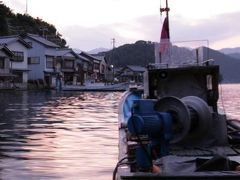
[148,58,215,70]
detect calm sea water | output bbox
[0,91,121,180]
[0,84,240,180]
[218,84,240,120]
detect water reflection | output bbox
[218,84,240,120]
[0,84,240,180]
[0,91,121,180]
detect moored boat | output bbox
[114,1,240,179]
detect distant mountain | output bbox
[87,48,109,54]
[227,53,240,60]
[220,47,240,54]
[101,40,240,83]
[159,46,240,83]
[202,47,240,83]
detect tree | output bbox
[0,3,67,47]
[103,40,155,67]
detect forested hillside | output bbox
[0,3,66,47]
[101,41,240,83]
[203,47,240,83]
[103,40,155,67]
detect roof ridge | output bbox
[0,35,19,39]
[25,33,60,48]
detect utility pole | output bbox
[25,0,28,15]
[111,38,116,49]
[40,27,48,39]
[110,38,116,82]
[110,38,116,64]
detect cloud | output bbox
[3,0,240,50]
[57,10,240,51]
[170,12,240,49]
[60,25,131,51]
[60,15,162,51]
[2,0,25,13]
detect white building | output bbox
[0,45,15,89]
[0,35,31,89]
[22,33,60,87]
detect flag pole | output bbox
[159,0,170,64]
[160,0,170,39]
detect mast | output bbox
[157,0,170,64]
[160,0,170,39]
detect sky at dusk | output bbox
[2,0,240,51]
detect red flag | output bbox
[160,17,170,54]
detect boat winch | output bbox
[127,95,213,171]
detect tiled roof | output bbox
[92,55,106,61]
[56,48,80,58]
[126,65,146,72]
[27,34,60,48]
[0,35,31,48]
[80,51,101,61]
[56,49,71,56]
[78,54,90,62]
[0,45,14,57]
[0,37,17,45]
[70,49,90,61]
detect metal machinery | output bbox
[117,65,238,178]
[116,0,240,177]
[127,95,214,170]
[113,0,240,177]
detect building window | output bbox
[0,57,5,69]
[28,57,40,64]
[46,56,54,68]
[63,60,74,69]
[88,63,93,71]
[12,71,23,83]
[12,51,24,62]
[83,62,88,71]
[94,63,100,70]
[101,64,105,74]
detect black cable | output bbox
[112,156,135,180]
[113,104,153,180]
[112,157,127,180]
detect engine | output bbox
[127,95,213,171]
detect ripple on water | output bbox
[1,85,240,179]
[0,91,121,180]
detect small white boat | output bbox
[62,82,128,91]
